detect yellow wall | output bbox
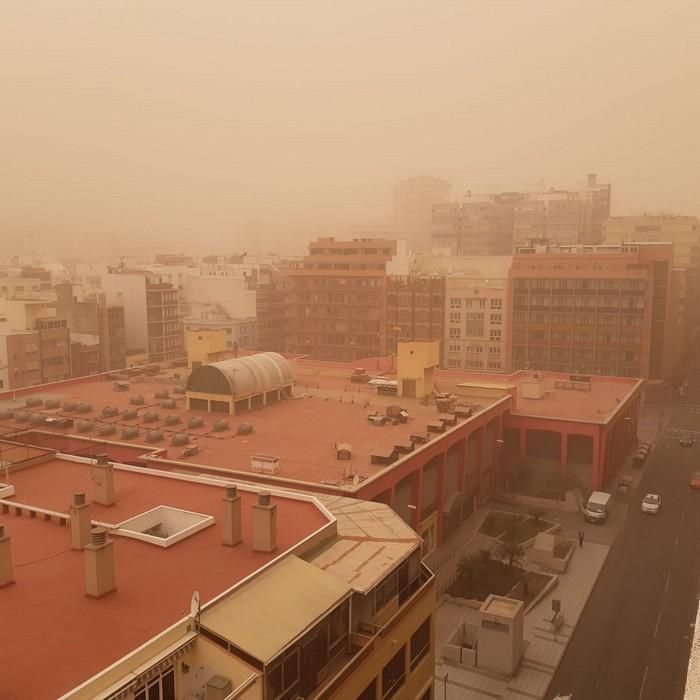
[397,340,441,398]
[187,329,228,369]
[328,578,436,700]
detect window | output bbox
[449,312,461,324]
[357,679,377,700]
[449,328,461,339]
[491,313,502,325]
[268,647,300,699]
[134,667,175,700]
[382,646,406,699]
[478,298,487,309]
[375,573,397,613]
[410,617,431,670]
[450,297,461,308]
[490,298,502,309]
[328,601,349,654]
[490,329,501,340]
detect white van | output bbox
[583,491,611,523]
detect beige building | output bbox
[0,450,435,700]
[394,176,451,252]
[602,215,700,269]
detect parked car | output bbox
[680,436,694,448]
[641,493,661,514]
[691,472,700,489]
[583,491,612,523]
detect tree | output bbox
[528,507,547,526]
[496,537,524,570]
[457,548,491,587]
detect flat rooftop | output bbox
[0,457,329,699]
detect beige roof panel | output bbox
[200,555,351,663]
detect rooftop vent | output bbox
[0,409,14,421]
[173,384,186,395]
[122,409,138,420]
[84,527,115,598]
[97,423,117,437]
[113,381,130,391]
[130,394,145,406]
[45,399,61,410]
[102,406,118,417]
[171,433,189,447]
[160,399,177,409]
[115,506,214,548]
[146,430,164,443]
[29,413,46,426]
[181,445,199,457]
[251,454,280,474]
[188,416,204,429]
[25,396,43,408]
[121,426,140,440]
[77,420,95,433]
[154,389,170,399]
[76,403,93,414]
[14,411,29,423]
[63,401,78,412]
[143,411,159,423]
[236,423,254,435]
[336,443,352,460]
[164,414,181,426]
[213,419,229,432]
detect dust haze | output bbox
[2,1,699,257]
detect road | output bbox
[548,374,700,700]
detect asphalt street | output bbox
[548,376,700,700]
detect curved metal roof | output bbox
[187,352,294,399]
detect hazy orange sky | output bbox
[2,1,699,252]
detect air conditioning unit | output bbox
[251,454,280,474]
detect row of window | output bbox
[450,328,502,340]
[514,330,642,345]
[356,617,431,700]
[449,297,503,310]
[515,295,645,310]
[450,312,502,325]
[514,312,644,327]
[447,359,503,370]
[514,278,646,291]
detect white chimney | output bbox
[84,527,116,598]
[252,491,277,553]
[222,484,242,547]
[0,525,14,587]
[91,454,115,506]
[70,492,92,550]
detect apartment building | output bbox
[386,276,445,355]
[146,280,185,363]
[444,277,508,372]
[287,238,409,361]
[55,282,127,373]
[255,266,289,352]
[506,243,680,380]
[0,449,435,700]
[394,176,451,252]
[433,174,611,253]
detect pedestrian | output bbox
[578,530,585,548]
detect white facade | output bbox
[99,273,148,354]
[444,277,508,372]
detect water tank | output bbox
[164,414,181,426]
[77,420,94,433]
[97,423,116,436]
[102,406,118,417]
[173,384,186,395]
[160,399,177,409]
[45,399,61,410]
[14,412,29,423]
[213,419,229,432]
[76,403,92,414]
[130,394,145,406]
[171,433,189,447]
[122,409,138,420]
[0,409,14,420]
[236,423,254,435]
[188,416,204,429]
[146,430,164,443]
[63,401,78,412]
[25,396,43,408]
[122,426,140,439]
[143,411,160,423]
[154,389,170,399]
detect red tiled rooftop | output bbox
[0,458,329,699]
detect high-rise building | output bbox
[394,176,451,252]
[506,242,681,380]
[255,266,290,352]
[146,280,185,363]
[287,238,409,361]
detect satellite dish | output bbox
[190,590,200,619]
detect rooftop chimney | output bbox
[84,527,116,598]
[252,491,277,553]
[91,454,114,506]
[222,484,242,547]
[70,492,92,550]
[0,525,14,587]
